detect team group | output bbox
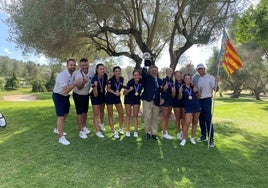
[52,58,218,147]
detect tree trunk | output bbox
[134,59,142,70]
[254,91,261,100]
[231,88,240,98]
[169,41,192,70]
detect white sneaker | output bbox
[118,128,124,135]
[83,127,91,134]
[54,128,67,136]
[163,133,173,140]
[99,123,106,131]
[112,131,119,139]
[190,137,196,145]
[161,130,169,135]
[180,139,186,146]
[58,136,70,145]
[177,132,183,140]
[133,132,138,138]
[125,131,130,137]
[96,131,104,138]
[79,131,88,139]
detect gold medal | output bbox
[116,90,119,93]
[134,83,140,97]
[188,96,192,100]
[100,88,103,93]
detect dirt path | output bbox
[3,95,37,101]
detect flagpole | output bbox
[207,60,220,150]
[206,28,243,150]
[207,28,225,150]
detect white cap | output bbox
[196,63,205,70]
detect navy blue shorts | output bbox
[106,97,121,105]
[90,92,106,105]
[124,100,141,105]
[106,93,121,105]
[73,92,89,114]
[161,93,173,107]
[52,93,70,117]
[172,97,184,108]
[162,99,172,107]
[184,101,201,113]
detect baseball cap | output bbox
[196,63,205,70]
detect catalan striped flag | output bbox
[220,29,243,76]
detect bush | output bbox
[4,72,20,90]
[45,71,55,92]
[31,76,47,92]
[0,80,3,90]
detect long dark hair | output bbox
[113,66,121,72]
[111,66,122,80]
[95,63,105,75]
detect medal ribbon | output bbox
[167,78,173,87]
[134,83,140,93]
[98,76,104,91]
[185,87,192,97]
[115,81,121,91]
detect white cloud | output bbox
[36,54,49,64]
[3,47,12,54]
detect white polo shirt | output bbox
[72,68,95,95]
[197,73,215,99]
[53,69,72,96]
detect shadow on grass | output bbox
[216,97,257,103]
[0,105,267,187]
[260,106,268,111]
[254,102,268,112]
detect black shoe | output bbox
[146,133,151,139]
[151,135,158,140]
[197,136,206,142]
[209,141,215,147]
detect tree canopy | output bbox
[232,0,268,57]
[5,0,237,69]
[206,0,268,100]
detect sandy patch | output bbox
[3,95,37,101]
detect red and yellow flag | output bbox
[220,29,243,76]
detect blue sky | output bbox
[0,12,48,63]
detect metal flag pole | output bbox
[207,61,220,150]
[207,28,226,150]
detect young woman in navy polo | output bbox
[172,71,185,140]
[161,68,174,140]
[106,66,124,139]
[178,74,201,146]
[90,63,107,138]
[123,70,143,137]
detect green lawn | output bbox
[0,90,267,187]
